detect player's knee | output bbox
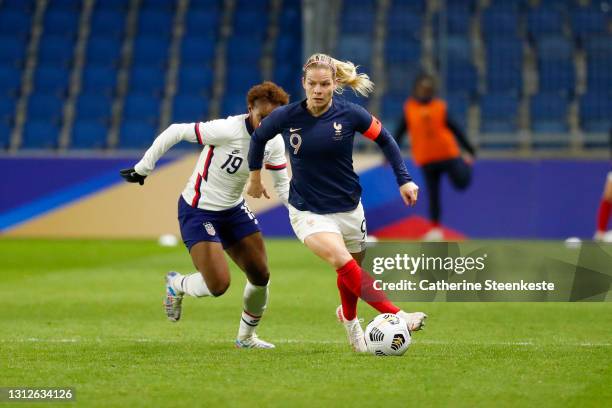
[209,279,230,297]
[248,265,270,286]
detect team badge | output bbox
[333,122,343,140]
[203,222,216,236]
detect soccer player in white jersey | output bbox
[120,82,290,349]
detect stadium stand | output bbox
[0,0,609,152]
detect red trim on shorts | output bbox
[191,146,215,207]
[265,163,287,170]
[363,115,382,140]
[194,122,203,145]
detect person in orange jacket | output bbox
[394,73,476,240]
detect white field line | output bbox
[1,338,610,347]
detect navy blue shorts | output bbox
[178,196,261,251]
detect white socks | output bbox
[237,281,269,340]
[171,272,212,297]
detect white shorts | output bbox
[288,202,367,253]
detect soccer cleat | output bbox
[336,305,367,353]
[235,334,275,349]
[397,310,428,332]
[163,271,184,322]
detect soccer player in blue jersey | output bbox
[246,53,427,352]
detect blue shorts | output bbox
[178,196,261,251]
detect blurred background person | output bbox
[393,73,476,241]
[594,128,612,242]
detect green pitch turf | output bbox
[1,239,610,407]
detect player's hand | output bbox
[462,153,475,166]
[399,181,418,207]
[246,179,270,199]
[119,168,146,185]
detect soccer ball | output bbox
[364,313,411,356]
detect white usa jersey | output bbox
[134,114,288,211]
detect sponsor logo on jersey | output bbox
[289,127,302,133]
[231,149,241,154]
[203,222,216,236]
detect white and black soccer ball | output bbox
[364,313,411,356]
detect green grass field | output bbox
[1,239,610,407]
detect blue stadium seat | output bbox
[0,96,17,124]
[118,121,156,149]
[227,36,263,64]
[90,10,125,38]
[0,66,21,96]
[527,6,564,39]
[81,66,117,94]
[94,0,129,11]
[33,66,70,94]
[530,93,569,133]
[536,35,573,61]
[1,0,36,12]
[43,10,80,36]
[138,10,173,36]
[580,92,612,133]
[38,35,75,66]
[225,66,262,95]
[132,36,170,67]
[481,8,519,37]
[220,94,246,118]
[538,60,575,94]
[0,36,27,66]
[341,8,375,36]
[444,0,475,12]
[385,39,421,64]
[172,94,209,122]
[487,0,523,11]
[47,0,83,11]
[177,66,214,95]
[189,0,221,12]
[0,122,9,149]
[586,60,612,91]
[235,0,269,11]
[22,121,60,149]
[446,93,470,131]
[391,0,426,13]
[75,93,112,122]
[385,65,418,96]
[434,9,472,36]
[480,94,519,133]
[129,66,165,95]
[233,11,268,38]
[486,62,522,94]
[86,37,122,66]
[181,37,216,65]
[445,61,478,96]
[337,35,372,68]
[27,93,64,122]
[184,10,220,38]
[123,94,160,123]
[386,12,422,39]
[584,35,612,60]
[486,38,523,65]
[0,10,32,37]
[141,0,176,10]
[70,120,108,149]
[444,35,472,63]
[571,6,608,40]
[380,94,405,124]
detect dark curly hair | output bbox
[247,81,290,108]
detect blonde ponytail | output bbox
[303,53,375,97]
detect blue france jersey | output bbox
[249,97,411,214]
